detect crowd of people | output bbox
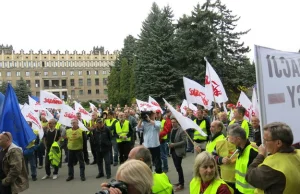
[0,102,299,194]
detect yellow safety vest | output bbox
[27,129,39,149]
[193,119,207,141]
[105,118,116,127]
[48,141,61,167]
[229,119,250,138]
[235,144,257,194]
[254,150,300,194]
[55,122,61,130]
[189,177,234,194]
[216,139,237,183]
[160,119,167,140]
[42,121,48,128]
[152,173,173,194]
[66,128,84,150]
[115,120,131,143]
[206,134,225,154]
[87,120,97,135]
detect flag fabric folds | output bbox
[0,84,36,149]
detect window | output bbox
[46,61,49,67]
[28,61,31,67]
[104,89,108,94]
[36,91,40,97]
[14,62,17,68]
[79,90,84,95]
[70,71,74,76]
[95,78,99,86]
[70,79,75,86]
[72,62,75,67]
[103,78,107,85]
[78,71,82,76]
[23,61,27,68]
[0,62,2,68]
[87,78,91,86]
[16,72,21,77]
[35,80,40,87]
[0,72,1,77]
[25,71,30,77]
[86,71,91,76]
[53,71,57,76]
[68,61,71,67]
[9,62,13,68]
[103,70,107,75]
[33,62,36,67]
[26,80,31,87]
[96,89,100,94]
[62,71,66,76]
[55,62,58,67]
[71,90,75,96]
[60,61,62,67]
[95,70,99,75]
[79,79,83,86]
[44,71,48,76]
[35,71,40,76]
[6,72,11,77]
[7,80,12,84]
[88,90,92,95]
[37,62,40,67]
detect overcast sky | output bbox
[1,0,299,58]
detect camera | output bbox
[140,111,152,122]
[96,180,128,194]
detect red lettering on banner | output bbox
[183,106,188,111]
[64,112,77,119]
[79,107,89,115]
[205,75,210,85]
[189,88,209,106]
[35,102,41,106]
[212,81,222,97]
[43,98,62,104]
[140,103,152,108]
[26,113,42,129]
[40,110,46,116]
[151,101,159,107]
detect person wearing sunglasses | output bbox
[0,132,29,194]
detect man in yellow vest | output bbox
[65,119,87,181]
[228,125,258,194]
[205,121,226,154]
[193,110,211,152]
[105,111,119,166]
[115,112,133,164]
[128,146,173,194]
[246,122,300,193]
[229,107,253,140]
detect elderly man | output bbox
[0,132,28,194]
[128,146,173,194]
[205,121,226,153]
[251,116,261,146]
[228,125,258,194]
[246,122,300,193]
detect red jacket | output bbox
[159,117,172,141]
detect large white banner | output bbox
[148,96,163,113]
[255,45,300,143]
[180,99,197,116]
[21,103,44,139]
[40,91,63,109]
[74,101,91,121]
[236,91,252,121]
[58,105,88,131]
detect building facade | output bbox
[0,45,118,102]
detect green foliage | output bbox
[14,77,31,104]
[136,3,179,103]
[119,58,131,105]
[129,59,136,102]
[107,67,120,105]
[0,81,8,94]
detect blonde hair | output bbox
[116,160,153,194]
[194,151,219,180]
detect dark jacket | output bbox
[93,126,112,152]
[170,126,187,157]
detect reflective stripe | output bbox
[236,180,255,189]
[235,170,246,177]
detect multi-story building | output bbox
[0,45,118,102]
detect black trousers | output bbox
[0,181,11,194]
[68,150,85,178]
[97,151,111,176]
[83,133,89,163]
[171,149,184,186]
[45,150,59,176]
[149,146,162,173]
[90,140,97,162]
[117,142,131,164]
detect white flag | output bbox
[89,102,98,112]
[183,77,212,110]
[236,91,252,121]
[28,95,44,110]
[40,108,54,121]
[21,103,44,139]
[136,99,156,111]
[74,101,91,121]
[180,99,198,115]
[40,91,63,109]
[204,58,228,104]
[251,87,259,118]
[148,96,163,113]
[163,99,207,136]
[58,104,88,131]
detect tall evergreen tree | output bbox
[0,81,8,94]
[129,58,136,103]
[119,58,131,106]
[107,67,120,105]
[136,3,179,102]
[14,77,31,104]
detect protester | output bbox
[205,121,226,154]
[87,112,98,165]
[0,132,29,194]
[251,116,261,146]
[100,160,153,194]
[193,110,211,152]
[190,151,233,194]
[105,111,119,166]
[169,117,187,192]
[246,122,300,193]
[229,107,253,140]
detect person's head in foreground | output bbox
[194,151,219,182]
[0,132,12,149]
[102,159,153,194]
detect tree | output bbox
[107,67,120,105]
[0,81,8,94]
[129,58,136,102]
[14,77,31,104]
[119,58,131,105]
[136,3,179,103]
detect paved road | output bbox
[23,149,197,194]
